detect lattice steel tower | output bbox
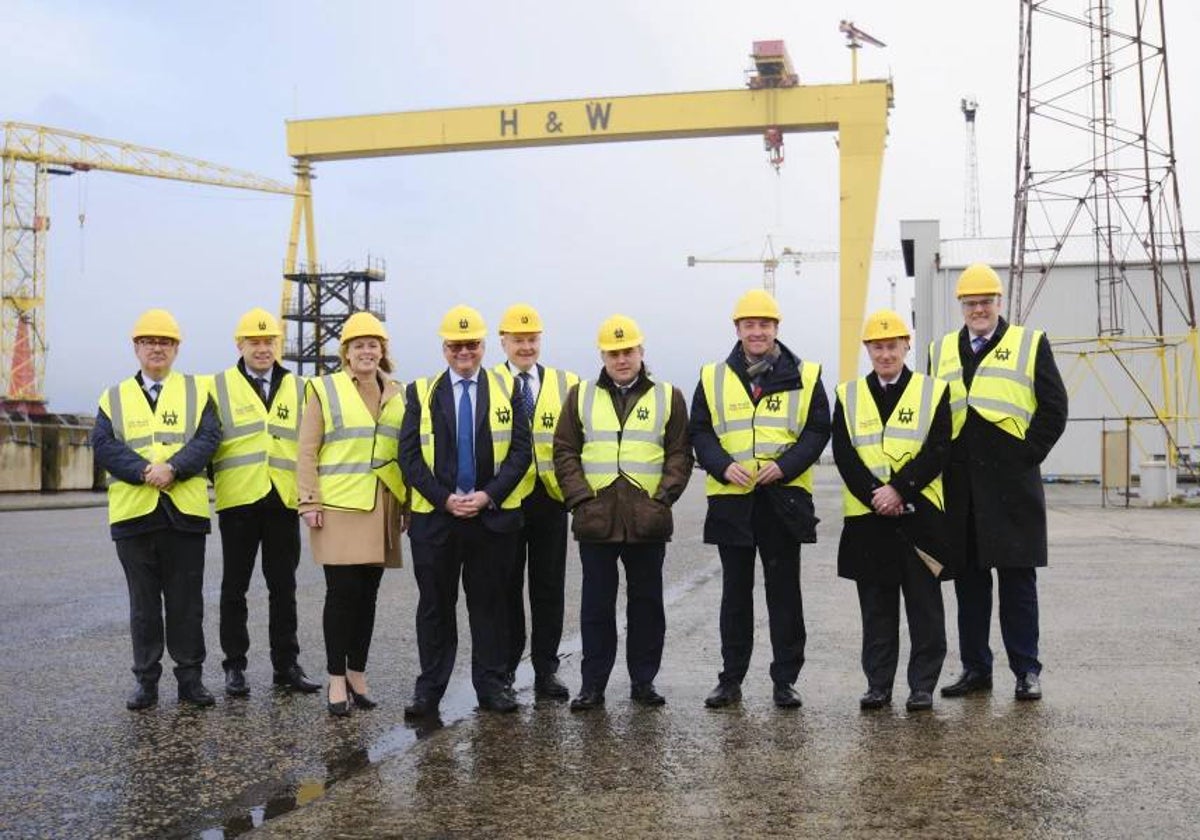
[961,97,981,238]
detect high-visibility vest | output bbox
[307,371,379,511]
[409,370,525,513]
[929,325,1040,440]
[210,367,304,510]
[836,373,947,517]
[98,372,210,524]
[492,363,579,502]
[700,359,821,495]
[371,388,409,504]
[578,380,673,498]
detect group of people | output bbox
[92,260,1067,719]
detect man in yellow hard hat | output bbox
[690,289,830,710]
[209,308,319,698]
[929,263,1067,701]
[833,310,951,712]
[553,315,693,711]
[398,305,533,717]
[91,309,222,710]
[492,303,579,701]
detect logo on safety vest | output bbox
[541,411,555,429]
[994,347,1011,361]
[636,406,650,421]
[161,410,179,426]
[897,407,914,425]
[766,394,782,412]
[276,404,290,420]
[495,406,511,424]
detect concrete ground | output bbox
[0,467,1197,838]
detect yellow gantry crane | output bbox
[0,121,297,412]
[282,37,893,382]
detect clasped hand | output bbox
[871,484,904,517]
[445,491,491,518]
[142,462,175,490]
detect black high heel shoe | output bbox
[327,683,351,717]
[347,682,378,710]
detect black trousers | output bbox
[115,529,207,686]
[322,564,383,676]
[954,566,1040,678]
[578,541,665,691]
[411,520,515,700]
[218,501,301,672]
[856,553,946,694]
[504,486,568,676]
[716,504,805,686]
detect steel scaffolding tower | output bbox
[961,98,981,238]
[282,258,387,376]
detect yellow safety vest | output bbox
[578,380,673,498]
[836,374,947,517]
[929,325,1040,440]
[371,388,409,504]
[210,367,304,510]
[492,363,579,502]
[98,372,210,524]
[409,370,525,513]
[700,359,821,495]
[307,371,379,511]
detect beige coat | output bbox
[298,370,405,568]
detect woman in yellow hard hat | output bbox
[832,309,952,713]
[297,311,406,716]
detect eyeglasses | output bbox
[136,338,177,348]
[960,297,998,311]
[444,341,481,352]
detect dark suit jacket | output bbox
[399,368,532,544]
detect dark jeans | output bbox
[218,502,301,672]
[716,506,805,686]
[578,541,665,692]
[322,564,384,676]
[505,489,568,676]
[115,529,207,686]
[856,551,946,694]
[411,520,515,700]
[954,565,1041,677]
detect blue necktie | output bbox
[148,382,162,406]
[971,335,987,355]
[457,379,475,493]
[517,371,535,420]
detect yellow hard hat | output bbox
[597,314,644,351]
[439,304,487,340]
[861,309,912,342]
[498,303,544,334]
[341,311,389,343]
[131,308,181,342]
[732,288,782,323]
[955,263,1004,298]
[234,307,282,340]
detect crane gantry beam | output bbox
[284,70,893,382]
[0,122,297,411]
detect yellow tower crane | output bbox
[0,121,297,413]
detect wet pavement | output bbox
[1,468,1197,838]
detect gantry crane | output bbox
[0,122,296,413]
[687,236,902,297]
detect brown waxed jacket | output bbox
[553,365,693,544]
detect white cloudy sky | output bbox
[5,0,1199,410]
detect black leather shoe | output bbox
[859,688,892,710]
[404,695,440,719]
[126,683,158,711]
[773,683,803,709]
[569,688,605,712]
[1015,672,1042,701]
[631,682,666,707]
[178,681,216,707]
[327,700,351,717]
[906,690,934,711]
[502,670,516,690]
[704,681,742,709]
[273,665,321,693]
[224,667,249,697]
[347,683,378,710]
[940,671,993,697]
[534,673,570,701]
[478,690,519,713]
